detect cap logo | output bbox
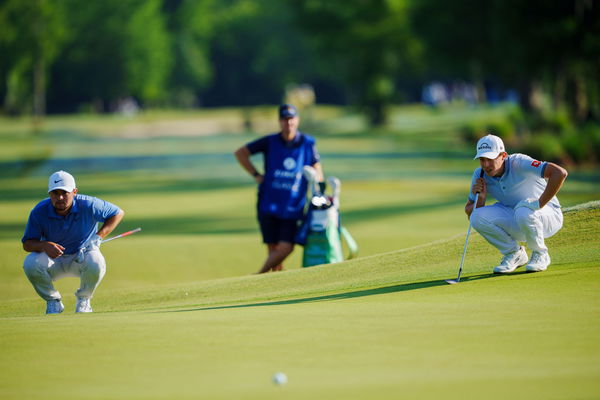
[54,179,62,183]
[478,143,492,150]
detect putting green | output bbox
[0,204,598,400]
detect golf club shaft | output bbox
[453,169,484,283]
[456,192,478,282]
[102,227,142,243]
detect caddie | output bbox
[466,134,568,273]
[22,170,124,314]
[234,104,323,274]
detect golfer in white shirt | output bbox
[465,134,568,273]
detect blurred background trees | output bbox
[0,0,599,162]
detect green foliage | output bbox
[0,0,69,114]
[0,0,598,129]
[485,119,515,142]
[43,0,172,110]
[167,0,215,105]
[123,0,171,102]
[521,132,565,162]
[561,128,589,164]
[288,0,421,125]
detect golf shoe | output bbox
[76,297,93,313]
[525,251,551,272]
[493,246,528,274]
[46,299,64,314]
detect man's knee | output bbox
[81,251,106,278]
[23,252,52,277]
[470,207,491,230]
[514,207,537,228]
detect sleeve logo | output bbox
[531,160,541,167]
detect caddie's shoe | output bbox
[75,297,93,313]
[46,299,64,314]
[525,251,551,272]
[493,246,528,274]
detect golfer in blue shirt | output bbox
[235,104,323,274]
[22,171,124,314]
[466,135,568,273]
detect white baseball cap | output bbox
[474,134,505,159]
[48,170,76,193]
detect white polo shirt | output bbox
[468,153,561,209]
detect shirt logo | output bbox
[531,160,541,167]
[283,157,296,170]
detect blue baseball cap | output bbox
[279,104,298,119]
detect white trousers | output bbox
[470,203,563,255]
[23,249,106,301]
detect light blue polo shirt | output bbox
[22,194,121,254]
[468,153,561,208]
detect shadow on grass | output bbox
[168,273,505,313]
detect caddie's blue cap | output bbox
[279,104,298,119]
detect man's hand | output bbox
[515,198,540,211]
[85,234,102,251]
[43,242,65,259]
[75,234,103,263]
[472,177,487,196]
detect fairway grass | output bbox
[1,204,598,400]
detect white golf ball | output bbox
[272,372,287,386]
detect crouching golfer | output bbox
[466,134,568,273]
[235,104,323,274]
[22,171,124,314]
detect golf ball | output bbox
[272,372,287,386]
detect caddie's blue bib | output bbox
[250,133,318,219]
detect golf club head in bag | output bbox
[327,176,341,209]
[303,165,330,209]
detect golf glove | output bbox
[75,235,102,263]
[515,198,540,211]
[86,234,103,250]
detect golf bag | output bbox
[295,167,358,268]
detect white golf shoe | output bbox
[46,299,64,314]
[525,251,551,272]
[493,246,528,274]
[75,297,93,313]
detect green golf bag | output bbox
[296,169,358,268]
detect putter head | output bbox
[445,279,460,285]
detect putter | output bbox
[102,227,142,243]
[446,170,484,284]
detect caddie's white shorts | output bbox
[470,202,563,255]
[23,249,106,301]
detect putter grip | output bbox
[475,169,484,193]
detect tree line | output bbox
[0,0,598,127]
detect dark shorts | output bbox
[258,214,299,244]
